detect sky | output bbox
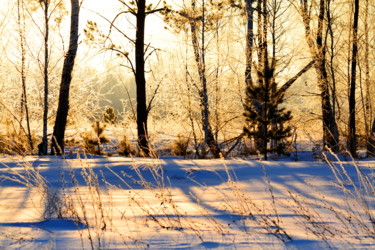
[78,0,178,70]
[81,0,176,47]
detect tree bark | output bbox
[17,0,33,151]
[365,0,374,157]
[51,0,80,155]
[300,0,339,152]
[245,0,253,88]
[41,0,49,155]
[189,0,221,158]
[368,119,375,157]
[135,0,151,156]
[348,0,359,157]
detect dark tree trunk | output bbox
[51,0,80,155]
[41,0,49,155]
[276,61,314,95]
[365,0,374,156]
[348,0,359,158]
[368,119,375,157]
[316,0,339,152]
[135,0,150,156]
[245,0,253,88]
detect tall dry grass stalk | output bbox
[286,148,375,245]
[221,159,292,242]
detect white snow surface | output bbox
[0,151,374,249]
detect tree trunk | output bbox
[135,0,150,156]
[17,0,33,151]
[189,0,221,158]
[41,0,49,155]
[261,0,268,160]
[300,0,339,152]
[51,0,80,155]
[245,0,253,88]
[365,0,374,157]
[348,0,359,158]
[327,1,339,128]
[368,119,375,157]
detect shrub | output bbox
[117,135,135,156]
[0,131,36,155]
[171,134,192,157]
[102,106,118,125]
[239,138,258,156]
[82,120,109,155]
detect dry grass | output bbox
[0,150,374,248]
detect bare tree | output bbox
[163,0,227,158]
[133,0,150,156]
[299,0,339,152]
[365,0,375,157]
[245,0,254,88]
[51,0,81,155]
[17,0,33,151]
[39,0,50,155]
[347,0,359,157]
[191,0,221,157]
[84,0,166,156]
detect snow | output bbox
[0,151,374,249]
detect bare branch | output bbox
[117,0,137,14]
[121,79,137,121]
[122,54,136,76]
[276,60,314,96]
[146,73,165,114]
[146,7,165,15]
[85,8,135,44]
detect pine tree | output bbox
[243,62,292,160]
[82,120,109,155]
[103,106,118,125]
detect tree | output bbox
[40,0,51,155]
[365,0,375,157]
[103,106,118,125]
[163,0,226,158]
[191,0,221,158]
[17,0,33,151]
[82,120,109,155]
[84,0,165,157]
[299,0,339,152]
[347,0,359,158]
[244,0,254,88]
[51,0,80,155]
[244,58,292,160]
[243,0,312,159]
[134,0,150,156]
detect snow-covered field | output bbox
[0,151,374,249]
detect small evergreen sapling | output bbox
[82,120,109,155]
[243,63,292,160]
[103,106,118,125]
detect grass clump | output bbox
[117,135,135,156]
[171,134,192,157]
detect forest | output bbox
[0,0,373,159]
[0,0,374,249]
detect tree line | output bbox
[0,0,374,159]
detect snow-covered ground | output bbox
[0,151,374,249]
